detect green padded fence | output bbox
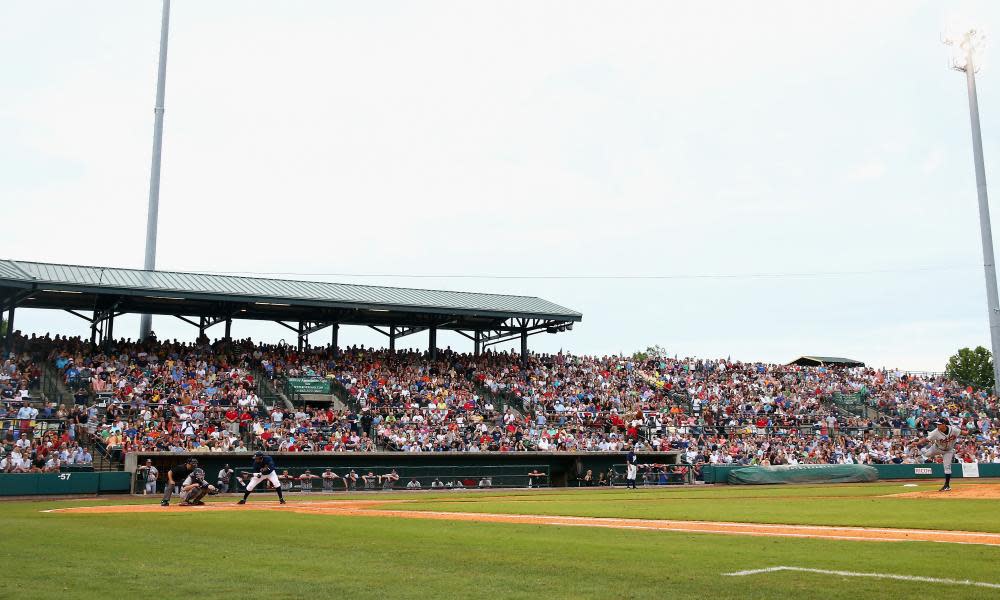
[703,462,1000,484]
[0,472,131,496]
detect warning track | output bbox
[45,500,1000,547]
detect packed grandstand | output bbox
[1,329,998,478]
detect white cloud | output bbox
[847,159,887,182]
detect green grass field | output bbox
[5,481,1000,599]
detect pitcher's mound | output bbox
[892,483,1000,499]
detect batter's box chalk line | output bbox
[723,566,1000,590]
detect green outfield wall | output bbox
[6,457,994,496]
[702,462,1000,484]
[0,472,131,496]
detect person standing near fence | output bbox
[299,470,318,493]
[381,469,399,490]
[137,459,158,495]
[321,468,341,492]
[625,447,638,489]
[217,464,234,493]
[527,469,546,488]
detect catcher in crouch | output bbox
[238,451,286,505]
[179,468,218,506]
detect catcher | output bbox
[237,451,286,505]
[179,468,218,506]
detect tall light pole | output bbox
[946,29,1000,396]
[140,0,171,341]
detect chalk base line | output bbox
[724,566,1000,589]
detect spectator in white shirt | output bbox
[16,402,36,419]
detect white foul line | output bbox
[723,566,1000,589]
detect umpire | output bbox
[160,457,197,507]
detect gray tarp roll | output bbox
[727,464,879,485]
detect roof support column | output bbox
[224,318,232,341]
[389,326,396,353]
[474,329,481,357]
[428,326,437,360]
[3,304,15,356]
[297,321,305,352]
[331,323,339,357]
[106,312,115,346]
[520,325,528,366]
[198,316,206,342]
[91,310,99,345]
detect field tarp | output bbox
[727,464,879,485]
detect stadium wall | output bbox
[0,472,130,496]
[702,463,1000,483]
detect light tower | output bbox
[945,29,1000,396]
[140,0,171,340]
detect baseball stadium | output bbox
[5,2,1000,599]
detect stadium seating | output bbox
[0,331,998,472]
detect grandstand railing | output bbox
[330,377,363,413]
[639,424,921,439]
[474,384,525,415]
[0,416,66,440]
[40,361,74,407]
[606,462,690,486]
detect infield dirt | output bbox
[889,482,1000,499]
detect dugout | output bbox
[127,451,682,491]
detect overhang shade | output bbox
[0,260,581,334]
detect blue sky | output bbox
[3,0,1000,370]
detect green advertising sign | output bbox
[286,378,331,394]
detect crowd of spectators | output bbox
[0,330,998,474]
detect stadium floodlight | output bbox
[944,28,1000,396]
[944,28,986,71]
[140,0,171,341]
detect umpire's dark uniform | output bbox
[161,459,196,506]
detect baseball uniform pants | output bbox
[246,471,281,491]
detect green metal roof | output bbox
[789,356,864,367]
[0,259,582,322]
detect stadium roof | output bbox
[788,356,864,368]
[0,260,581,347]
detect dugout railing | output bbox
[145,464,552,494]
[598,463,691,487]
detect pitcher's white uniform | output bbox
[922,424,961,475]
